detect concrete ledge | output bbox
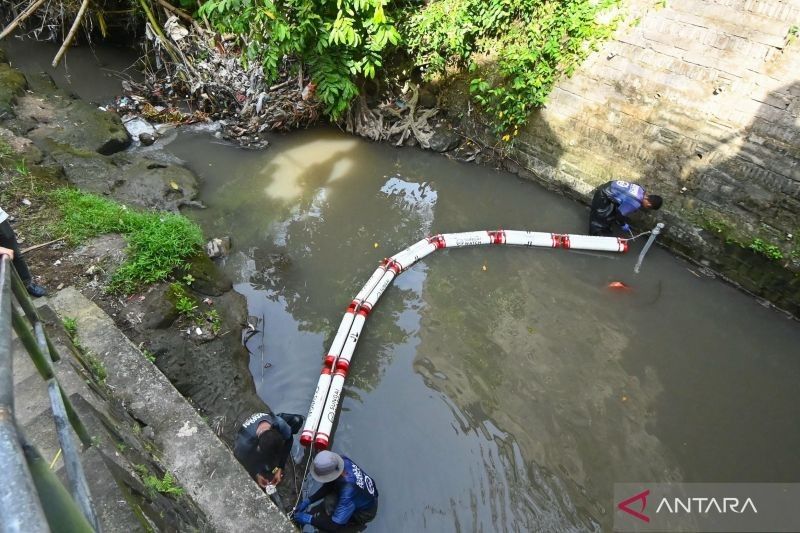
[48,287,293,533]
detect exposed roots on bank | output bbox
[346,84,440,149]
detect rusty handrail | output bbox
[0,254,100,532]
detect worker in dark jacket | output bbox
[589,180,662,236]
[293,451,378,532]
[233,412,303,489]
[0,208,46,297]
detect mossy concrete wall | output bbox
[452,0,800,315]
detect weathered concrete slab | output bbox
[66,446,143,533]
[48,287,294,533]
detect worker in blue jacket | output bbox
[293,451,379,531]
[589,180,662,236]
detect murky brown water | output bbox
[164,128,800,531]
[2,38,140,104]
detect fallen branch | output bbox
[269,80,291,91]
[21,237,65,254]
[51,0,91,67]
[0,0,47,40]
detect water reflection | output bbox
[258,137,360,200]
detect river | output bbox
[5,41,799,532]
[165,127,800,532]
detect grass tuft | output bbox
[52,188,203,294]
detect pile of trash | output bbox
[115,15,321,148]
[118,13,449,149]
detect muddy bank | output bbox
[0,50,275,448]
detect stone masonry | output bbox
[472,0,800,314]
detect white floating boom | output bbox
[300,230,628,449]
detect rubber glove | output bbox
[295,499,311,513]
[620,223,631,234]
[293,512,312,526]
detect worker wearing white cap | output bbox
[292,450,378,531]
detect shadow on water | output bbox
[633,80,800,483]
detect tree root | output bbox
[345,84,439,149]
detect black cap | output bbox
[646,194,663,210]
[257,428,283,472]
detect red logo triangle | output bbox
[617,489,650,523]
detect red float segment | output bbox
[618,238,628,253]
[336,359,350,373]
[358,304,372,317]
[385,259,402,274]
[488,230,506,244]
[427,234,446,249]
[314,431,330,450]
[551,234,571,249]
[323,356,336,368]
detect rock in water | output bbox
[139,132,156,146]
[205,236,232,259]
[139,133,156,146]
[428,125,461,153]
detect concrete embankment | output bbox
[1,47,294,531]
[46,288,293,532]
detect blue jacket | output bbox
[331,457,379,524]
[604,180,645,217]
[309,456,379,527]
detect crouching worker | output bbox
[233,412,304,489]
[293,451,378,532]
[589,180,662,236]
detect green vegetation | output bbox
[204,309,222,335]
[199,0,400,118]
[169,281,222,334]
[170,282,198,316]
[695,209,734,238]
[0,139,12,161]
[136,466,185,498]
[142,348,157,363]
[52,188,203,294]
[749,238,784,261]
[405,0,622,134]
[84,351,107,383]
[0,142,62,244]
[787,25,799,45]
[176,295,197,316]
[62,317,78,339]
[15,158,29,177]
[198,0,621,134]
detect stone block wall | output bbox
[485,0,800,314]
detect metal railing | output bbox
[0,255,100,532]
